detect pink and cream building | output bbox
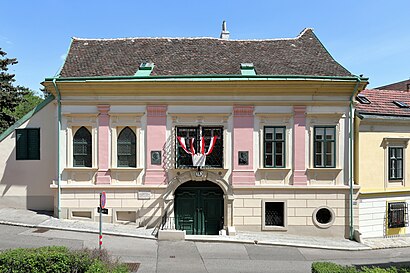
[0,27,368,238]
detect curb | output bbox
[0,220,370,251]
[0,220,156,240]
[185,236,371,251]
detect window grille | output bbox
[117,127,136,167]
[265,202,284,227]
[176,126,223,168]
[73,127,92,167]
[388,202,408,228]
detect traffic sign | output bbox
[97,207,108,214]
[100,192,106,208]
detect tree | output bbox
[6,87,43,120]
[0,48,29,134]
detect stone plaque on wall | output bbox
[138,191,151,200]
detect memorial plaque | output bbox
[138,191,151,200]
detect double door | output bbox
[175,185,223,235]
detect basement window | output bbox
[262,200,287,230]
[356,94,371,104]
[312,206,335,229]
[388,202,408,228]
[393,101,409,108]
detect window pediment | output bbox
[382,138,410,149]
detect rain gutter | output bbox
[349,77,362,240]
[52,78,62,219]
[45,74,368,82]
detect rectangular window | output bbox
[176,126,223,168]
[389,147,403,180]
[264,126,285,168]
[388,202,408,228]
[16,128,40,160]
[314,126,335,168]
[262,200,287,230]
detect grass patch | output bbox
[0,246,129,273]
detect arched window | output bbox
[117,127,136,167]
[73,127,92,167]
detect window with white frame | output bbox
[73,126,92,167]
[117,127,136,168]
[314,126,336,168]
[264,126,285,168]
[389,147,403,180]
[383,138,409,184]
[262,200,287,230]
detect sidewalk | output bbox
[0,208,406,251]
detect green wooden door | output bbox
[175,182,223,235]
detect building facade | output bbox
[356,89,410,238]
[0,28,368,238]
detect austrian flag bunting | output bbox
[177,136,218,167]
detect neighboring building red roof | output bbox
[60,28,352,78]
[376,79,410,92]
[356,89,410,117]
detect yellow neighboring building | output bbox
[356,88,410,238]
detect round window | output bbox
[312,206,335,228]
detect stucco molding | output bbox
[147,105,167,117]
[163,170,234,201]
[381,138,410,149]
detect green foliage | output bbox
[0,48,30,134]
[0,246,129,273]
[4,87,43,120]
[360,266,410,273]
[312,262,358,273]
[312,262,410,273]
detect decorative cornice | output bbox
[147,105,167,117]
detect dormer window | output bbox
[135,62,154,76]
[240,63,256,76]
[356,94,371,104]
[393,101,409,108]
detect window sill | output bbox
[387,180,405,187]
[262,225,288,231]
[110,168,143,172]
[258,168,291,171]
[64,167,98,171]
[307,168,342,173]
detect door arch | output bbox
[174,181,224,235]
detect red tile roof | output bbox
[356,89,410,117]
[376,79,410,92]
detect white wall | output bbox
[0,102,57,210]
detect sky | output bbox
[2,0,410,95]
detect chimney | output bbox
[220,20,230,40]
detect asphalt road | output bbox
[1,224,410,273]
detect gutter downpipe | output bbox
[52,78,62,218]
[349,77,361,240]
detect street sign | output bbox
[97,207,108,214]
[99,191,107,251]
[100,192,106,208]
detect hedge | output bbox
[312,262,410,273]
[0,246,129,273]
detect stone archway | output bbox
[163,170,234,230]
